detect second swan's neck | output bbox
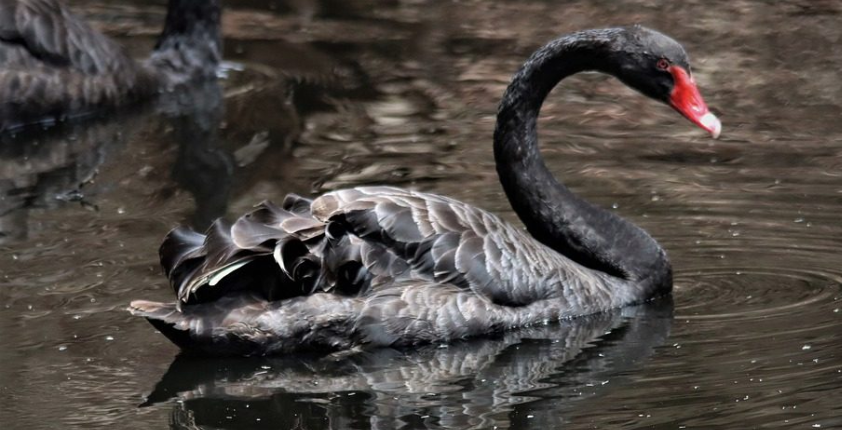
[493,28,671,292]
[146,0,222,87]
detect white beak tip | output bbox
[701,112,721,139]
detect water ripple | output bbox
[676,267,841,321]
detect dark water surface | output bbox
[2,1,841,428]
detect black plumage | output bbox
[130,26,720,355]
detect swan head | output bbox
[611,26,721,138]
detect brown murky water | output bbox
[1,1,841,428]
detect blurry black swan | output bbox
[0,0,221,131]
[130,26,721,355]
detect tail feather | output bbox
[230,213,290,250]
[201,219,242,269]
[129,298,270,355]
[282,193,314,216]
[159,226,206,279]
[129,300,179,321]
[129,300,197,351]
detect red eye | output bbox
[657,59,670,71]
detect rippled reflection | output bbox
[163,81,232,230]
[0,119,123,244]
[0,80,229,243]
[142,301,672,429]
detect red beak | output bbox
[668,66,721,138]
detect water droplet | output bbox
[650,195,660,202]
[58,346,67,351]
[105,336,114,341]
[802,345,812,351]
[611,203,619,209]
[117,207,126,215]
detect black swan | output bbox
[0,0,221,131]
[130,26,720,356]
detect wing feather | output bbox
[152,187,629,339]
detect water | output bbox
[1,0,841,428]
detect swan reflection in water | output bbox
[143,298,672,429]
[0,79,232,244]
[0,37,377,244]
[0,109,136,244]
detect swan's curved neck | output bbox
[147,0,222,85]
[493,29,671,290]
